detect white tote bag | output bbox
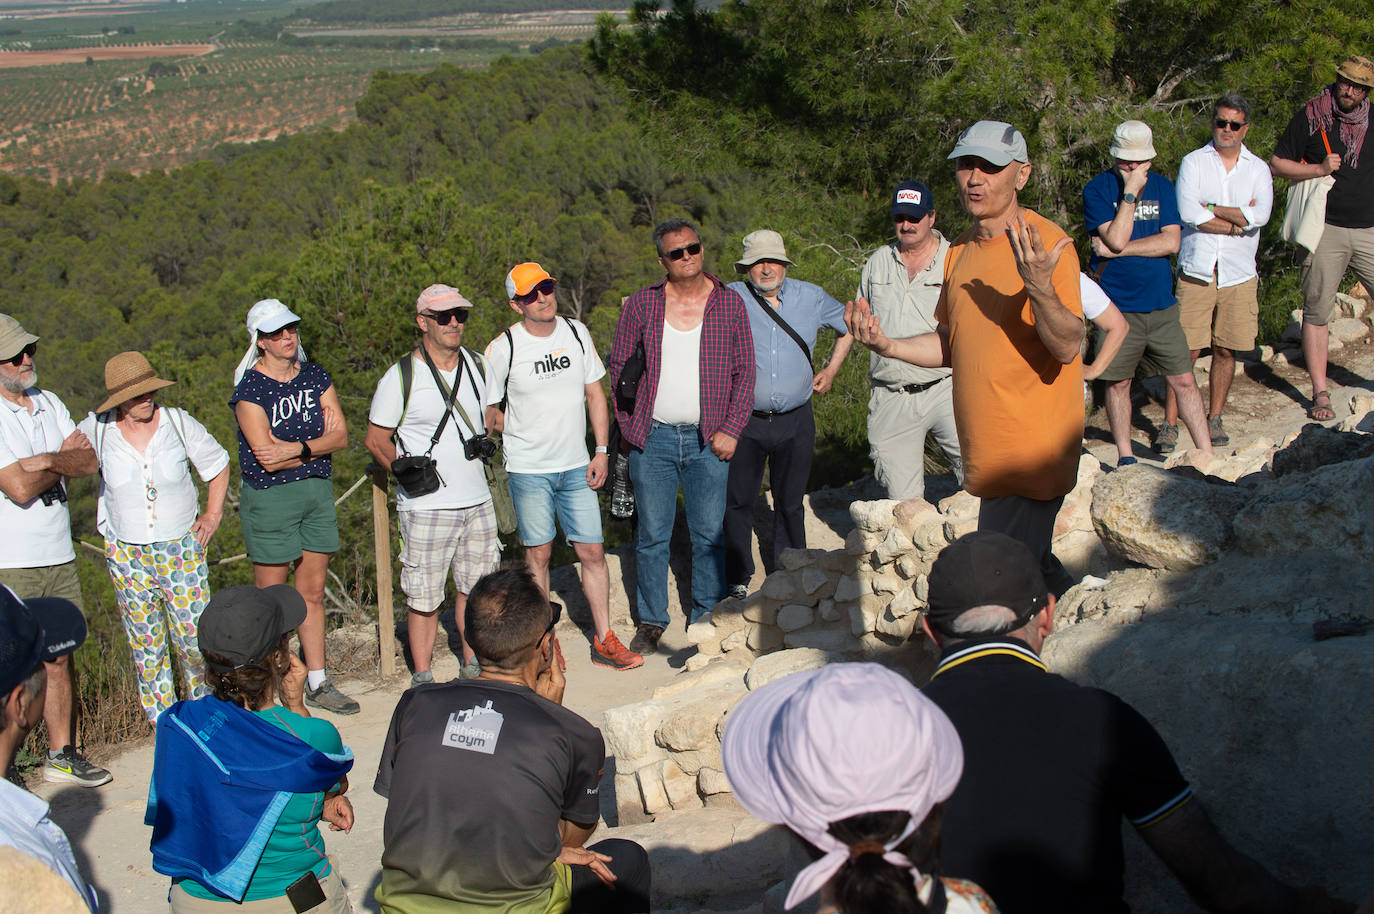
[1280,174,1335,254]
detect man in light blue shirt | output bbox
[724,230,853,597]
[0,586,99,911]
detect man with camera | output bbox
[366,285,501,684]
[483,263,641,671]
[0,314,109,788]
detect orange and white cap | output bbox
[505,263,556,299]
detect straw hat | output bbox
[98,351,175,413]
[1336,56,1374,89]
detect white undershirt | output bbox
[652,319,703,425]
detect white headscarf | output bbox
[234,299,306,386]
[721,663,964,909]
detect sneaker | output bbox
[1116,456,1138,467]
[304,678,360,715]
[592,631,644,670]
[1154,421,1179,455]
[1208,414,1229,446]
[410,670,434,688]
[726,584,749,601]
[628,624,664,655]
[44,746,111,788]
[459,658,482,680]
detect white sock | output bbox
[307,669,327,691]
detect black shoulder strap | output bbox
[417,346,463,455]
[744,283,811,366]
[561,316,586,354]
[499,329,514,412]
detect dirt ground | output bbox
[26,323,1374,912]
[0,45,213,69]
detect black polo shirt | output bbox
[922,637,1192,914]
[374,679,605,912]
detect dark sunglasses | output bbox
[515,279,557,305]
[1213,118,1247,132]
[543,601,562,640]
[5,342,36,366]
[663,242,702,261]
[425,308,470,326]
[260,322,300,340]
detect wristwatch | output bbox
[299,441,312,462]
[594,445,609,455]
[1122,192,1138,204]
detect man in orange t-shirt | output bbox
[847,121,1084,596]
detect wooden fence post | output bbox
[371,464,395,678]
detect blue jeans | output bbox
[628,422,729,628]
[506,467,603,546]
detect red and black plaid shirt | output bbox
[607,272,755,449]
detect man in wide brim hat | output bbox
[96,351,176,414]
[1271,53,1374,423]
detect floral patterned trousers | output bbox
[104,532,210,722]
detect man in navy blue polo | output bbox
[1084,121,1212,463]
[723,230,852,598]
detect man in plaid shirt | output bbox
[608,219,755,653]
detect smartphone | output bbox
[284,871,328,912]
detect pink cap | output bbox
[416,284,474,314]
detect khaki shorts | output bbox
[1097,304,1193,382]
[1177,273,1258,352]
[1301,223,1374,326]
[0,561,85,611]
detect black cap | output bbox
[926,532,1048,635]
[0,586,86,696]
[890,180,934,220]
[197,585,306,673]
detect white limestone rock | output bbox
[745,647,834,690]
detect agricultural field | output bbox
[0,0,614,181]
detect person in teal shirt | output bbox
[155,585,355,913]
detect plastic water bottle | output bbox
[610,453,635,519]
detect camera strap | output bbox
[417,347,464,458]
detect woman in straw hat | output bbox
[229,299,357,715]
[721,663,998,914]
[76,351,229,724]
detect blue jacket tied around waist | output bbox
[145,698,354,901]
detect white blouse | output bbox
[77,407,229,545]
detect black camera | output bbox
[464,436,499,464]
[38,482,67,507]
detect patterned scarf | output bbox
[1305,83,1370,169]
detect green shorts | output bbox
[1097,303,1194,382]
[239,477,339,564]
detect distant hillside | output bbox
[292,0,627,23]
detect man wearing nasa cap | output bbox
[0,586,99,910]
[366,283,499,684]
[847,121,1084,597]
[854,181,962,501]
[482,263,641,671]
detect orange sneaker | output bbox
[592,631,644,670]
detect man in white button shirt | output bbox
[0,314,108,788]
[1171,94,1273,439]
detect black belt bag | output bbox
[390,455,441,498]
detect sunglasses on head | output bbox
[1213,118,1247,132]
[6,343,36,366]
[260,322,300,340]
[515,279,557,305]
[663,242,702,262]
[425,308,469,326]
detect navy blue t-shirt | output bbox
[1083,169,1181,313]
[229,361,334,491]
